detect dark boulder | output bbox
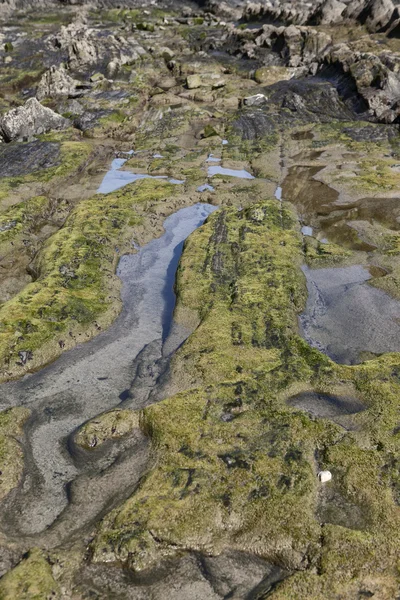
[0,141,61,177]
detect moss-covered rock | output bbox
[91,200,400,597]
[0,178,178,381]
[0,140,92,205]
[75,409,139,450]
[0,548,59,600]
[91,201,336,570]
[0,407,30,501]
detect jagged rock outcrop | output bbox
[309,0,347,25]
[323,45,400,121]
[243,1,315,26]
[236,0,400,35]
[0,98,69,142]
[52,22,100,71]
[36,64,89,100]
[343,0,395,32]
[226,13,400,123]
[50,21,146,75]
[227,23,333,71]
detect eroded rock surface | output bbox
[0,98,69,142]
[0,1,400,599]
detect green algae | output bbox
[0,548,59,600]
[0,141,92,204]
[355,157,400,191]
[314,122,400,192]
[91,201,337,570]
[1,8,400,598]
[91,200,400,596]
[303,236,351,266]
[223,130,280,162]
[0,179,178,380]
[75,409,139,450]
[0,196,50,242]
[0,66,45,99]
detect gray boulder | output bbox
[237,23,332,68]
[36,64,89,100]
[0,98,70,143]
[310,0,347,25]
[343,0,396,31]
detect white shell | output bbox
[318,470,332,483]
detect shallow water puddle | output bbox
[206,154,221,163]
[98,157,184,194]
[208,165,255,179]
[287,391,365,418]
[301,225,313,236]
[282,165,400,250]
[0,202,218,537]
[197,184,215,192]
[300,264,400,364]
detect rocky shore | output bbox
[1,0,400,598]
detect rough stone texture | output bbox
[0,141,61,177]
[76,551,287,599]
[229,0,400,34]
[0,98,69,143]
[310,0,347,24]
[323,44,400,121]
[1,1,400,598]
[343,0,396,31]
[227,12,400,123]
[50,21,146,75]
[243,93,268,106]
[36,64,89,100]
[227,23,332,69]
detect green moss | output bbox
[0,548,59,600]
[0,407,30,501]
[203,124,219,138]
[224,131,279,162]
[0,141,92,203]
[98,111,126,125]
[355,157,400,191]
[136,22,155,32]
[269,569,398,599]
[0,179,178,380]
[304,236,351,266]
[0,196,50,243]
[75,409,139,450]
[92,202,338,570]
[135,107,209,150]
[91,199,400,592]
[314,122,400,192]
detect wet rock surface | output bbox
[287,391,366,418]
[73,550,289,599]
[0,141,61,177]
[300,264,400,364]
[1,1,400,599]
